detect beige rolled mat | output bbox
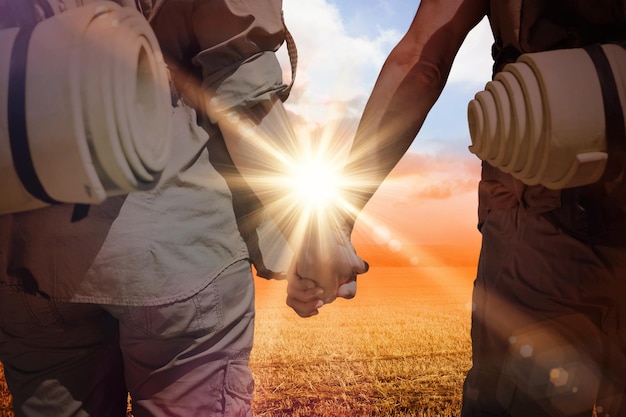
[468,44,626,190]
[0,1,172,215]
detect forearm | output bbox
[158,0,297,236]
[215,96,301,239]
[343,0,488,224]
[343,47,448,219]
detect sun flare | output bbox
[211,94,413,270]
[286,154,344,213]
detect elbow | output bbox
[388,45,449,93]
[411,59,448,92]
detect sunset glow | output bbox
[215,94,483,270]
[0,2,497,417]
[286,153,344,213]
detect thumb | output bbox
[354,258,369,275]
[337,278,357,299]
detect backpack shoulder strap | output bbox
[277,10,298,101]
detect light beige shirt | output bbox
[0,0,289,303]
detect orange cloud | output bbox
[352,150,482,268]
[281,105,483,268]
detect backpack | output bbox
[489,0,626,72]
[487,0,626,245]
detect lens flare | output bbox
[286,154,343,213]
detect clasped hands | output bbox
[286,220,369,317]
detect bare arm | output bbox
[284,0,489,317]
[343,0,489,223]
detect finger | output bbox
[287,275,318,291]
[350,255,369,275]
[286,297,323,318]
[337,279,357,299]
[321,290,338,305]
[286,281,324,302]
[295,269,339,303]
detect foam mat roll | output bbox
[0,1,171,215]
[468,44,626,190]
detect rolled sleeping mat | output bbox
[468,43,626,190]
[0,1,172,215]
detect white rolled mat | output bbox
[468,44,626,190]
[0,1,172,215]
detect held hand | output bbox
[290,221,368,306]
[337,275,358,299]
[285,267,363,317]
[286,276,324,317]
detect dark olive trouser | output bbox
[462,164,626,417]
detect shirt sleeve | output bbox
[149,0,289,121]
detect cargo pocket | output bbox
[223,359,254,417]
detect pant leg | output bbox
[0,286,127,417]
[462,206,626,417]
[106,259,255,417]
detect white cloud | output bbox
[447,17,494,88]
[279,0,401,122]
[278,2,493,135]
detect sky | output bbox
[275,0,495,267]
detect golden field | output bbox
[0,266,475,417]
[251,266,474,417]
[0,367,10,417]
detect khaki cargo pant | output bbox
[0,259,255,417]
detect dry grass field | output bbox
[250,266,474,416]
[0,266,475,417]
[0,366,11,417]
